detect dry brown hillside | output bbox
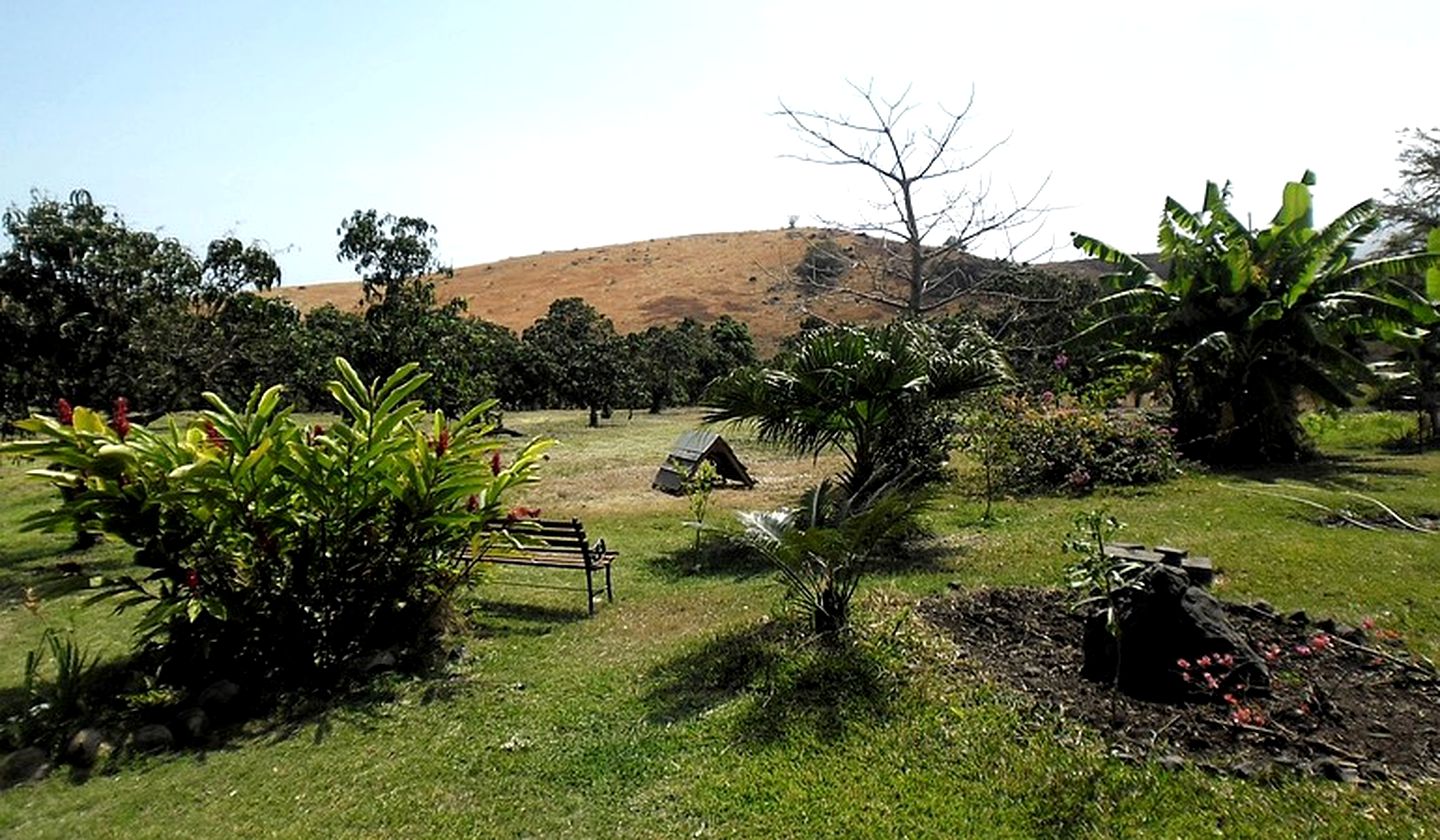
[274,228,1105,353]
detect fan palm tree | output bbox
[1074,172,1440,463]
[703,320,1009,498]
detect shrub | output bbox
[2,359,553,691]
[793,237,851,291]
[970,393,1180,493]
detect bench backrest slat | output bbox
[480,517,597,561]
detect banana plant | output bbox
[1074,172,1440,463]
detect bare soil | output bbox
[920,587,1440,783]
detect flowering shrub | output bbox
[971,393,1180,493]
[2,359,553,690]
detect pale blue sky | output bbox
[3,1,1434,285]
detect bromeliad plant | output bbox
[1,358,553,690]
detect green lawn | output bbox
[1,409,1437,837]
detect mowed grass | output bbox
[1,408,1438,837]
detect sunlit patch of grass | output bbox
[1302,408,1420,452]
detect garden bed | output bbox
[920,587,1440,783]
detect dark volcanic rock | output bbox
[131,724,175,753]
[1,747,51,789]
[198,680,241,720]
[1088,565,1270,699]
[175,708,210,746]
[62,728,106,769]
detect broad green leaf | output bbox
[1428,228,1440,301]
[1274,175,1314,228]
[72,406,108,437]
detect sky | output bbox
[2,1,1435,286]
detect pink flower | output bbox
[1052,352,1069,371]
[56,398,74,425]
[1197,655,1213,668]
[1361,617,1376,631]
[1176,658,1191,670]
[1217,653,1235,669]
[1294,645,1312,657]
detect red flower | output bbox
[504,506,542,524]
[435,427,450,457]
[112,397,131,439]
[490,451,503,476]
[466,494,480,513]
[204,420,227,451]
[309,424,325,445]
[56,398,74,425]
[183,568,200,591]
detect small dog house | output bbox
[652,430,755,494]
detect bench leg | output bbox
[605,564,613,602]
[585,566,596,617]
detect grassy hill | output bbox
[274,228,1107,352]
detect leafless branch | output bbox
[775,81,1047,316]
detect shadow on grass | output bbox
[253,680,404,747]
[642,621,902,748]
[0,547,134,610]
[650,528,969,584]
[466,598,590,638]
[1217,454,1424,491]
[642,623,780,724]
[647,537,774,582]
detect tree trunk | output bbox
[588,405,599,427]
[813,582,847,638]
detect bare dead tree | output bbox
[778,81,1048,316]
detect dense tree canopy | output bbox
[522,297,627,426]
[1382,128,1440,255]
[0,190,283,419]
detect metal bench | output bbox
[458,517,617,615]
